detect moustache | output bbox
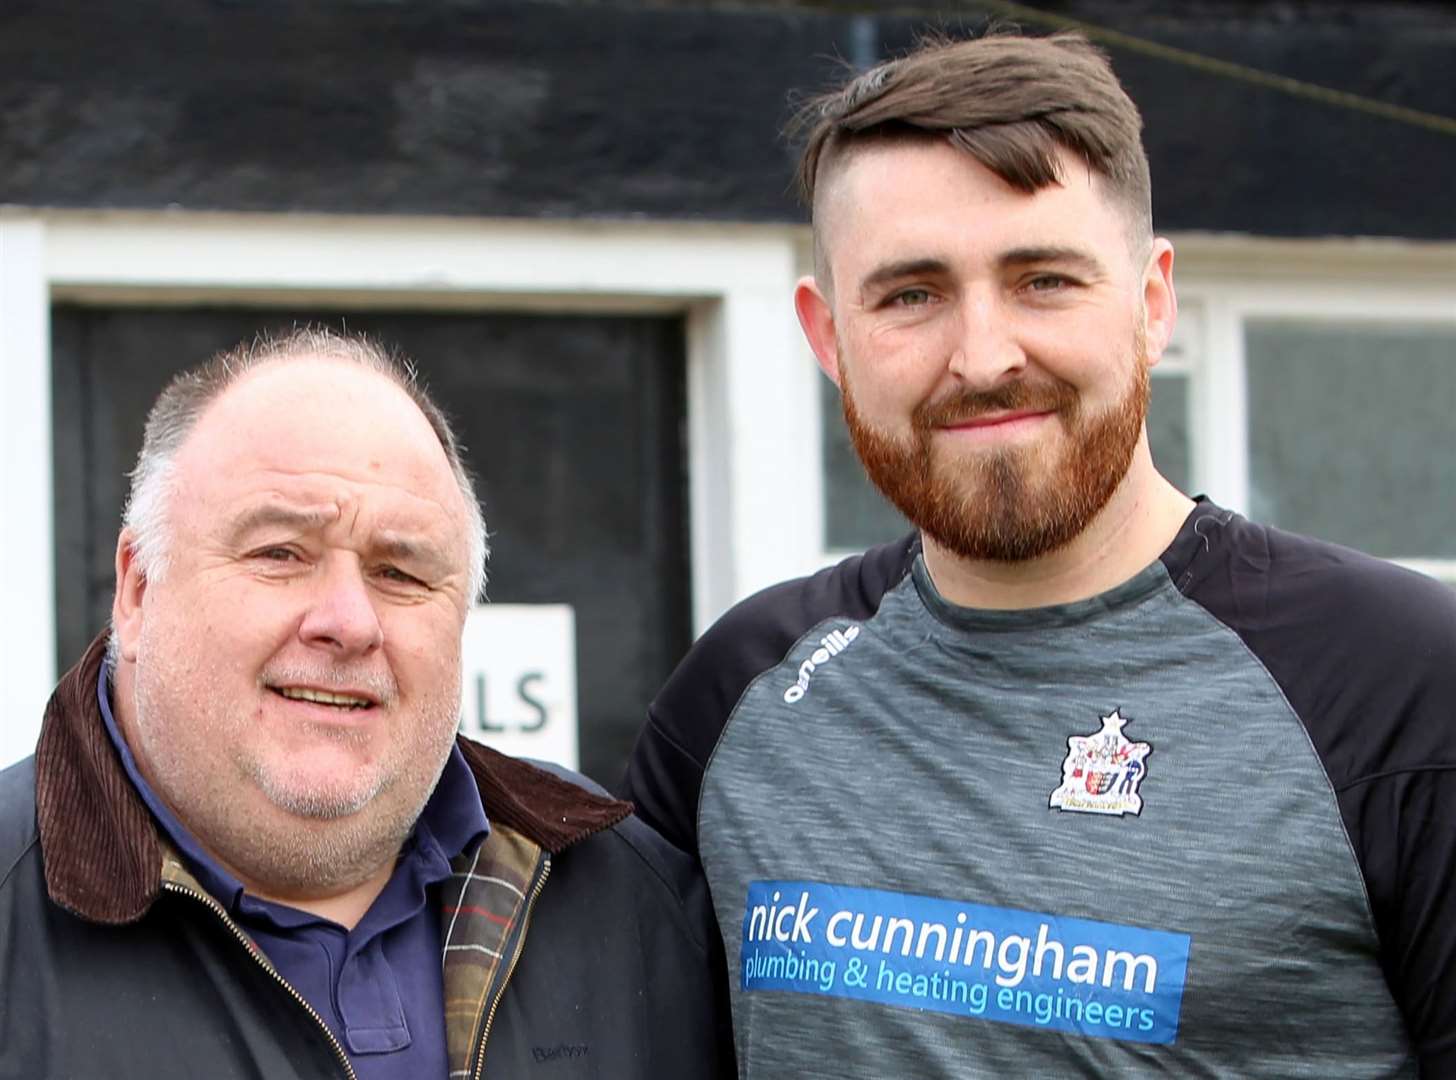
[913,380,1078,431]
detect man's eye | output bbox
[257,547,298,561]
[890,288,933,307]
[379,566,425,587]
[1026,274,1070,293]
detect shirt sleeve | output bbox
[1173,511,1456,1069]
[620,534,920,859]
[1339,767,1456,1072]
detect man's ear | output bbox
[111,529,148,663]
[793,276,842,386]
[1141,238,1178,367]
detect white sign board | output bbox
[458,604,578,770]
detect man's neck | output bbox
[244,863,396,930]
[921,463,1195,611]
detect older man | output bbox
[624,31,1455,1078]
[0,329,731,1078]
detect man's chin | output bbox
[922,515,1082,564]
[249,760,387,821]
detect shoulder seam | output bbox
[693,574,915,861]
[643,711,708,774]
[1169,587,1384,940]
[0,832,40,894]
[595,823,712,956]
[1336,763,1456,793]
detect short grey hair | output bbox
[122,325,489,601]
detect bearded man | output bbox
[622,32,1455,1078]
[0,328,733,1079]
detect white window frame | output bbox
[1173,234,1456,581]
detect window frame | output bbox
[1175,235,1456,583]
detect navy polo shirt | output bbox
[100,667,489,1079]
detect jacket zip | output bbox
[161,880,357,1080]
[470,854,552,1080]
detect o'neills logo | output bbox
[783,625,861,703]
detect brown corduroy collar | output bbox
[35,634,631,925]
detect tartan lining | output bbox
[156,835,542,1076]
[157,849,278,974]
[440,824,541,1078]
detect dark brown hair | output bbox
[794,32,1152,266]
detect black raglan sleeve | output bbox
[620,534,920,860]
[1178,513,1456,1072]
[1339,766,1456,1073]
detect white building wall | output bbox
[1,220,55,768]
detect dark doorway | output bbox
[51,304,691,786]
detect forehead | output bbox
[171,357,467,535]
[816,139,1133,282]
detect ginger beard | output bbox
[840,330,1150,564]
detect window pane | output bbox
[1148,373,1191,495]
[820,375,909,550]
[1246,320,1456,558]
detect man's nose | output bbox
[946,290,1028,389]
[299,557,384,657]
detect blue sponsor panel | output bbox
[740,880,1190,1045]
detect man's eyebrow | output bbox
[997,246,1107,275]
[374,533,450,571]
[859,257,952,293]
[224,503,336,544]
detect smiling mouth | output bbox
[942,409,1054,431]
[271,686,375,710]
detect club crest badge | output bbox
[1049,709,1152,817]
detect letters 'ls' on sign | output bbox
[457,604,579,770]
